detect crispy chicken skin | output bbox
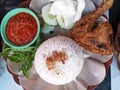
[71,0,113,55]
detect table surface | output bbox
[111,56,120,90]
[0,0,120,90]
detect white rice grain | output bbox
[34,36,87,85]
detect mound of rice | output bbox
[34,36,86,85]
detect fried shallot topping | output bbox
[46,51,68,70]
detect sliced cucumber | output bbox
[49,0,56,2]
[56,15,74,30]
[42,3,57,26]
[73,0,77,8]
[73,0,85,22]
[50,0,75,16]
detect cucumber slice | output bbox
[42,3,57,26]
[56,15,74,29]
[74,0,85,22]
[50,0,75,16]
[49,0,56,2]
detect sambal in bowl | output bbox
[0,8,40,49]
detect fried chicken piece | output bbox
[71,0,113,55]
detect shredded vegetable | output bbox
[0,36,41,77]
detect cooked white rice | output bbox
[34,36,85,85]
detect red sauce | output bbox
[6,12,38,46]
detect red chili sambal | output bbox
[6,12,38,46]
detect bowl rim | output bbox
[0,8,40,49]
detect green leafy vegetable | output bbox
[0,37,41,77]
